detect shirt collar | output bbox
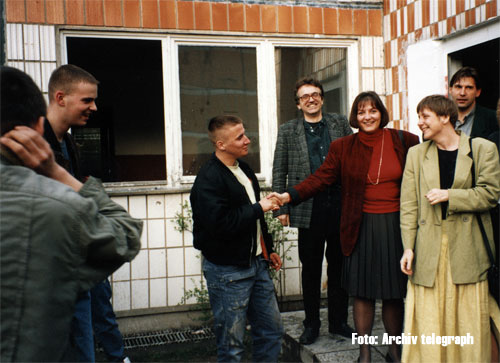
[461,104,476,124]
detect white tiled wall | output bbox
[359,36,386,94]
[106,192,306,312]
[5,23,346,314]
[6,24,57,100]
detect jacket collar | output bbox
[43,118,62,152]
[293,116,311,172]
[451,131,473,190]
[210,152,260,201]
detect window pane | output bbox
[67,37,165,182]
[275,47,347,125]
[179,46,260,175]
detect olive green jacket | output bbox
[0,153,142,362]
[400,132,500,287]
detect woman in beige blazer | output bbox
[400,95,500,362]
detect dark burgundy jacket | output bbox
[288,128,419,256]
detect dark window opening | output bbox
[67,37,165,182]
[448,38,499,110]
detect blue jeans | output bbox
[71,291,94,362]
[203,256,283,362]
[91,279,125,362]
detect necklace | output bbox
[367,129,385,185]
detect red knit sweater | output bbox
[288,128,419,256]
[360,129,402,213]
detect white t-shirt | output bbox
[227,162,262,256]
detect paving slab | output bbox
[281,302,392,362]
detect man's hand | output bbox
[425,188,449,205]
[0,126,83,192]
[277,214,290,227]
[1,126,59,176]
[259,196,282,212]
[269,252,282,271]
[400,249,414,276]
[267,192,291,205]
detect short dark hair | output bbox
[294,77,324,104]
[1,66,47,135]
[417,95,459,127]
[208,115,243,143]
[48,64,99,101]
[449,66,481,90]
[349,91,389,129]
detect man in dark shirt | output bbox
[272,77,354,344]
[449,66,498,138]
[44,64,128,362]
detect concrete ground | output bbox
[281,302,391,362]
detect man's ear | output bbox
[33,116,45,135]
[215,139,225,151]
[54,90,65,106]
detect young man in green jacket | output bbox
[0,66,142,362]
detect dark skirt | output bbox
[342,212,407,300]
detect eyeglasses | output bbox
[298,92,322,102]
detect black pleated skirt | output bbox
[342,212,407,300]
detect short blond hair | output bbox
[48,64,99,101]
[207,115,243,143]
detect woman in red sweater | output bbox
[270,91,419,362]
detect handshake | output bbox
[258,192,291,213]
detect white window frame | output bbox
[60,31,359,187]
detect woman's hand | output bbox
[425,188,449,205]
[267,192,291,205]
[400,249,414,276]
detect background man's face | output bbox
[449,76,481,112]
[296,84,323,117]
[64,82,98,127]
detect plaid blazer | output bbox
[272,112,353,228]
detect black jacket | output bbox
[471,104,498,139]
[43,119,84,181]
[190,153,274,266]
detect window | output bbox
[67,37,165,182]
[448,38,499,110]
[62,34,358,186]
[275,47,347,125]
[179,46,259,175]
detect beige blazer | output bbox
[400,132,500,287]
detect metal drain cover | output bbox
[121,327,215,349]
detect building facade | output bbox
[2,0,498,332]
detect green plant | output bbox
[180,277,213,324]
[173,201,192,233]
[264,211,294,306]
[173,202,212,322]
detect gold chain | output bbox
[367,129,385,185]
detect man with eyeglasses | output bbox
[272,77,354,345]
